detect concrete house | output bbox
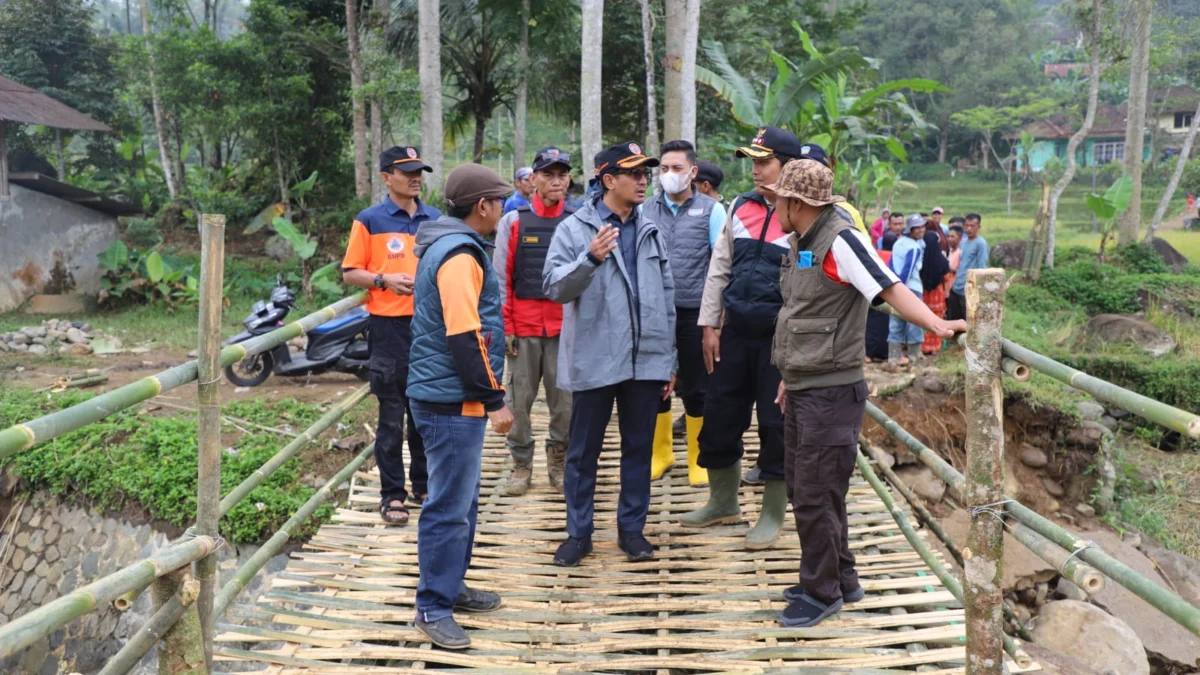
[1018,85,1200,173]
[0,75,138,313]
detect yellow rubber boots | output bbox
[685,415,708,486]
[650,412,676,479]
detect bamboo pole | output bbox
[212,443,374,616]
[1000,358,1030,382]
[1000,339,1200,439]
[856,451,1033,670]
[0,536,222,659]
[0,291,368,459]
[963,268,1006,675]
[217,385,369,516]
[865,401,1200,636]
[153,571,206,675]
[193,214,224,671]
[99,574,200,675]
[863,401,1106,593]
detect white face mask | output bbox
[659,170,693,196]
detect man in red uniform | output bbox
[342,145,440,525]
[492,147,575,495]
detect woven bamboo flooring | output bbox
[215,398,1036,674]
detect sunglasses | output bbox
[612,168,652,179]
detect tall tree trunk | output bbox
[418,0,444,192]
[980,140,989,171]
[580,0,604,165]
[938,124,949,164]
[473,116,486,164]
[1117,0,1152,244]
[662,0,684,141]
[1048,0,1105,268]
[347,0,370,199]
[368,0,390,203]
[514,0,531,168]
[679,0,699,143]
[640,0,658,156]
[139,0,179,199]
[55,129,65,180]
[1146,99,1200,242]
[125,0,132,33]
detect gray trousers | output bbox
[506,336,571,464]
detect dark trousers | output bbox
[946,291,966,322]
[564,380,663,539]
[697,330,785,479]
[368,315,427,505]
[783,380,868,604]
[663,307,706,417]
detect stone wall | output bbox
[0,184,119,313]
[0,491,290,674]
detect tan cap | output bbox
[762,159,844,207]
[444,163,514,209]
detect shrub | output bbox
[1037,261,1145,314]
[1112,242,1170,275]
[1,389,335,544]
[1007,284,1078,316]
[96,241,198,309]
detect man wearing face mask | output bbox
[642,140,727,486]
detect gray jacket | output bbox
[641,191,718,309]
[542,197,677,392]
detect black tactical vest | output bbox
[513,205,574,299]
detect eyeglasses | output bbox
[612,168,652,179]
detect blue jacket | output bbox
[407,218,506,413]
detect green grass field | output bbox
[888,177,1200,261]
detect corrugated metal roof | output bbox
[9,172,142,216]
[0,74,110,131]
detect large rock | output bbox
[1083,314,1176,357]
[1033,600,1150,675]
[1148,236,1189,274]
[1139,542,1200,609]
[990,239,1028,269]
[65,327,89,345]
[264,234,294,261]
[893,465,946,503]
[941,508,1056,590]
[1084,528,1200,666]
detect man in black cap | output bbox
[492,147,577,495]
[543,141,677,567]
[342,145,440,526]
[685,126,800,551]
[407,162,515,649]
[693,160,728,210]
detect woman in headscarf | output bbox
[918,214,951,355]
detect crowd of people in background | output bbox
[865,205,988,367]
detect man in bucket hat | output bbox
[767,158,965,629]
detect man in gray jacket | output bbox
[542,141,678,567]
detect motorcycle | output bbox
[224,278,371,387]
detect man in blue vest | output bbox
[643,140,727,486]
[407,163,515,650]
[543,141,678,567]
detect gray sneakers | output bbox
[454,587,502,613]
[416,615,471,649]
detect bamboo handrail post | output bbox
[0,536,222,659]
[99,572,204,675]
[212,444,374,616]
[192,214,225,671]
[855,451,1033,669]
[964,268,1007,674]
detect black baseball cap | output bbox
[380,145,432,173]
[797,142,831,168]
[532,146,572,172]
[594,141,660,178]
[694,161,724,188]
[736,126,804,162]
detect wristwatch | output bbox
[373,273,385,289]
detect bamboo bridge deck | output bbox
[214,400,1035,674]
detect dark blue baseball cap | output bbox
[380,145,432,173]
[797,142,831,168]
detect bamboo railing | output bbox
[0,290,368,460]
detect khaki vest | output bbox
[772,207,869,391]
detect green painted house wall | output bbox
[1022,135,1152,172]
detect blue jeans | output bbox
[410,401,486,622]
[888,288,925,344]
[564,380,662,539]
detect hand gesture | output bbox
[384,273,415,296]
[661,374,676,400]
[774,381,787,413]
[931,318,968,338]
[488,405,514,435]
[589,224,620,261]
[506,335,518,357]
